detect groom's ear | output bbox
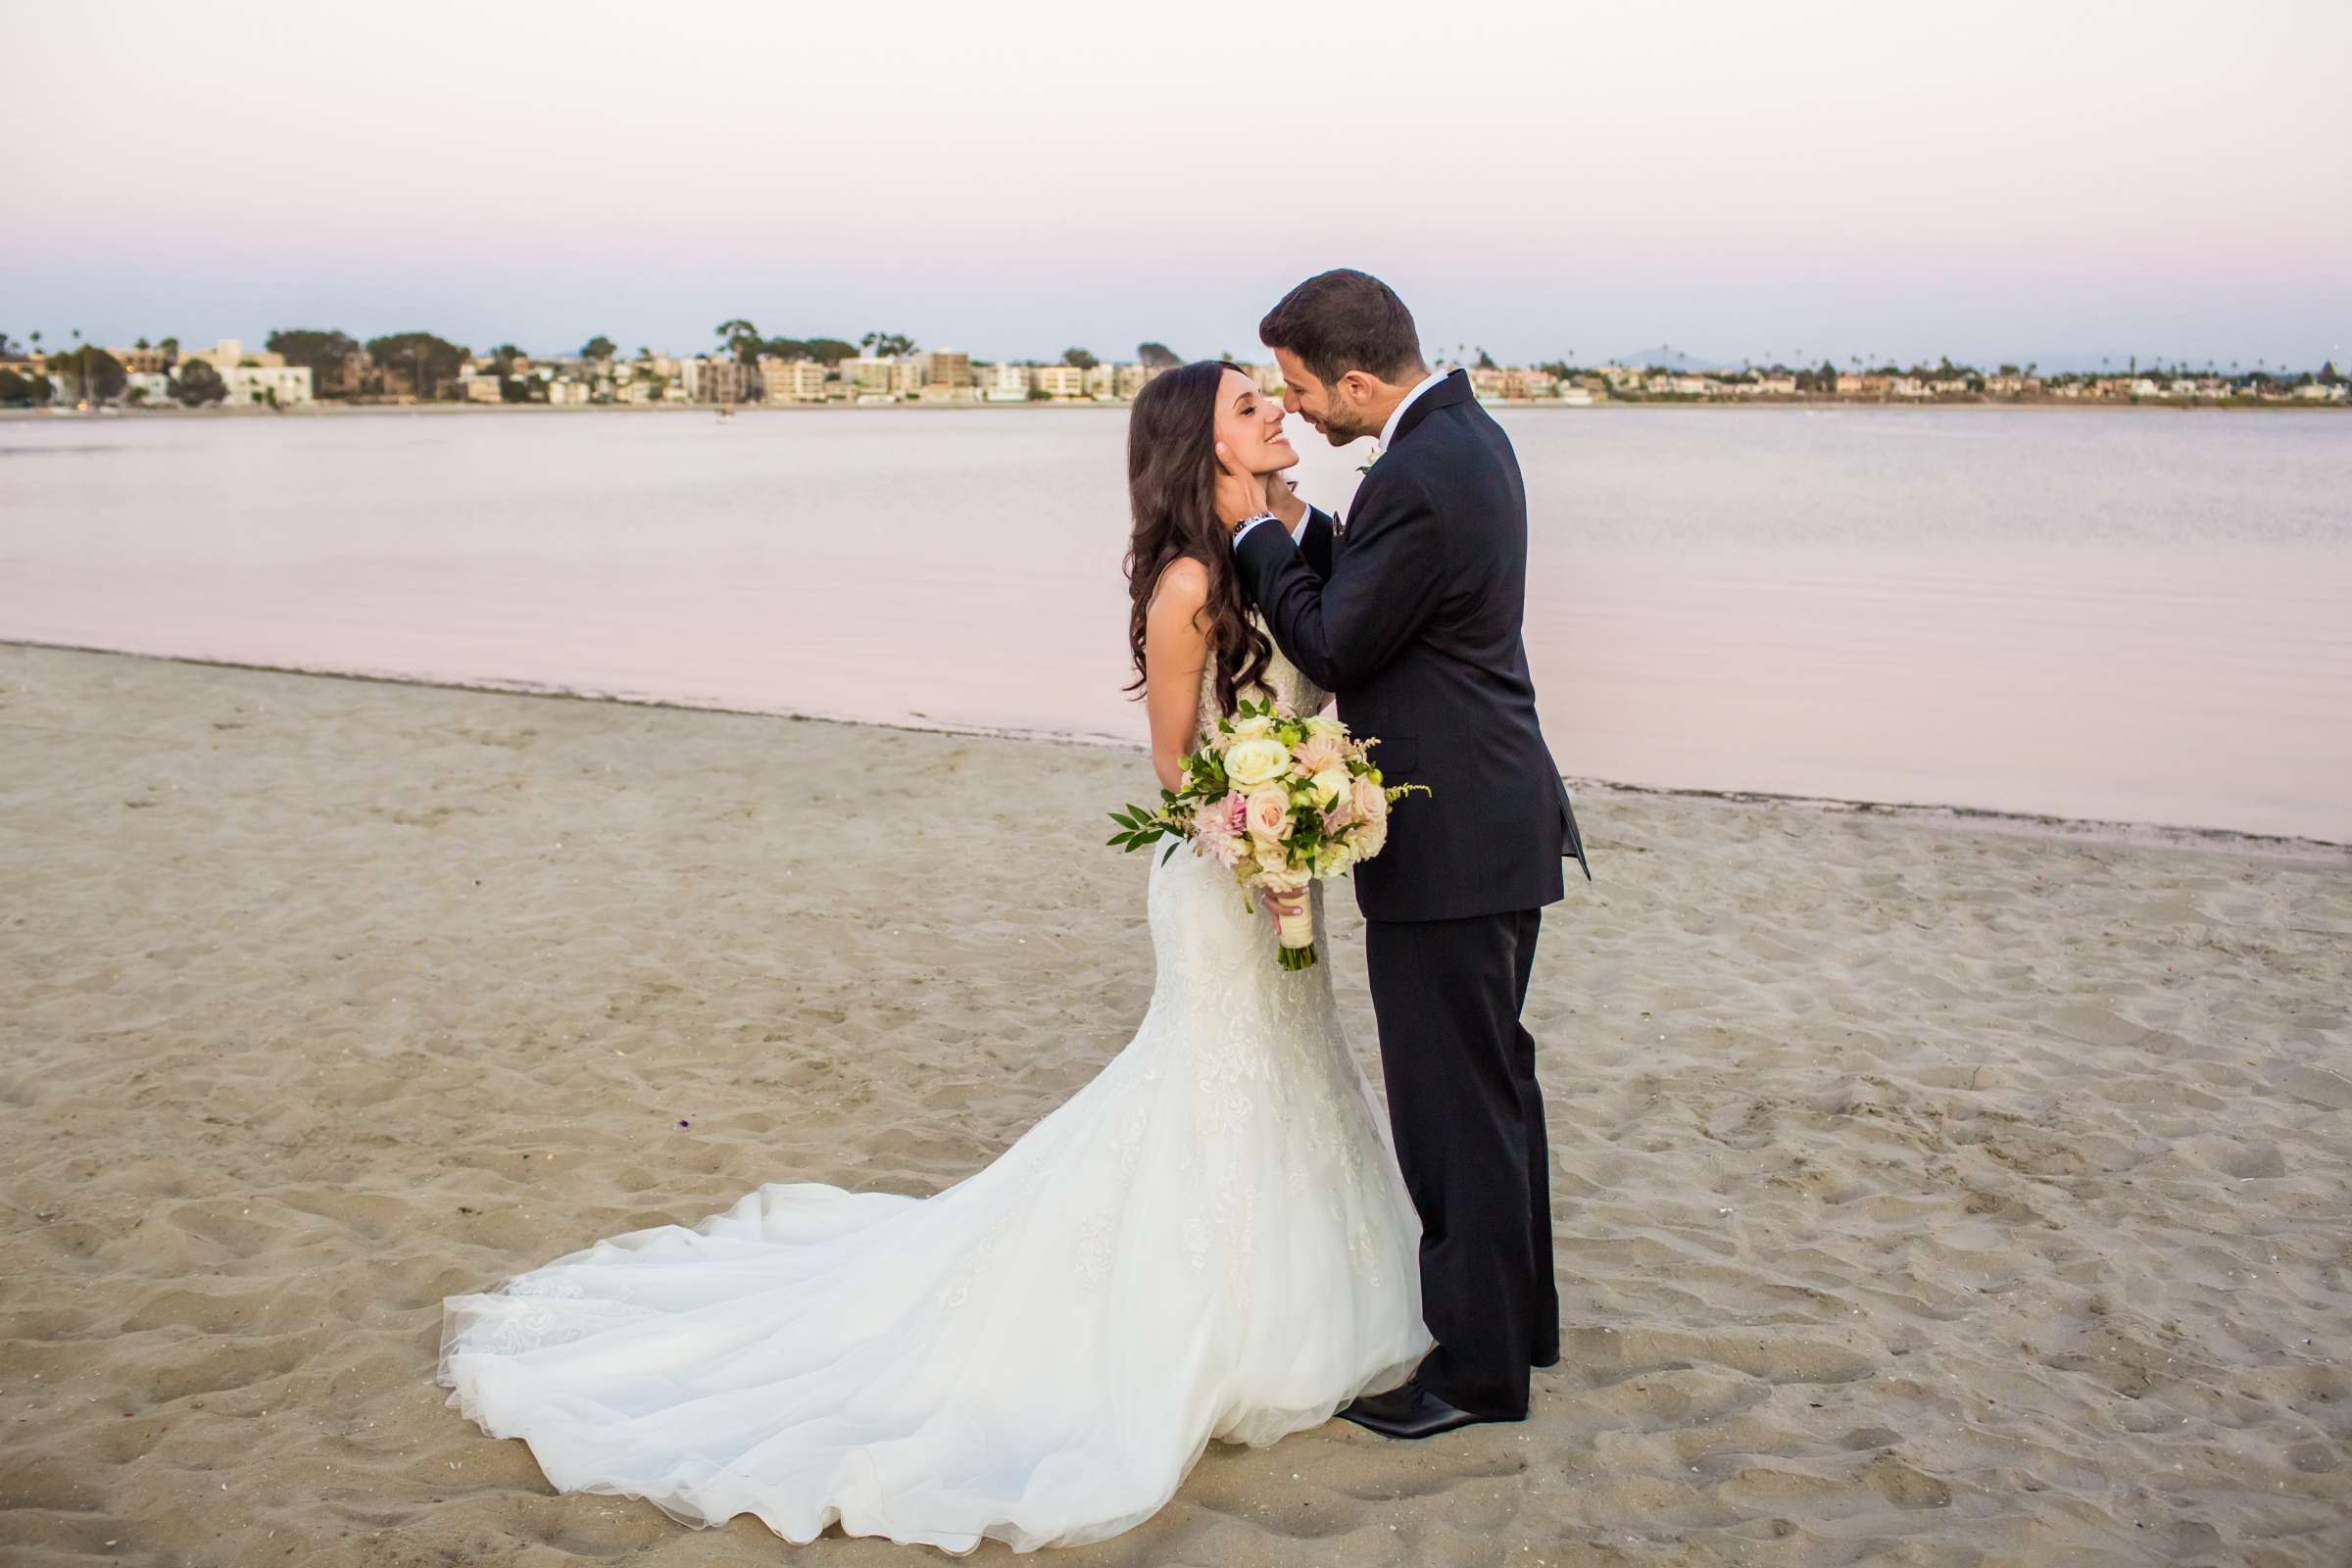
[1336,369,1382,405]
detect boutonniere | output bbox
[1356,443,1384,476]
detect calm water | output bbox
[3,407,2347,841]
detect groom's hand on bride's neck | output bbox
[1265,471,1306,531]
[1212,442,1272,529]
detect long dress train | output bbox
[436,624,1430,1553]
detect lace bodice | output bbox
[1198,612,1327,731]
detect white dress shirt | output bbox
[1374,367,1447,453]
[1233,368,1448,548]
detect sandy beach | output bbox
[3,641,2347,1567]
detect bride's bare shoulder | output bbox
[1145,555,1211,624]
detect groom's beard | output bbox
[1317,400,1379,444]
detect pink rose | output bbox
[1355,811,1388,858]
[1350,773,1388,823]
[1291,733,1348,776]
[1245,785,1292,844]
[1321,802,1354,835]
[1221,792,1249,833]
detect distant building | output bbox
[842,355,896,395]
[760,357,828,403]
[110,346,172,374]
[918,349,972,389]
[1117,364,1154,398]
[606,360,676,404]
[1032,364,1087,399]
[547,379,589,407]
[458,371,502,404]
[122,370,172,403]
[178,339,286,370]
[984,362,1032,402]
[1084,362,1121,400]
[682,357,754,405]
[221,364,316,405]
[316,349,372,396]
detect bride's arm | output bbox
[1143,557,1211,794]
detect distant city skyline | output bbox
[7,327,2333,381]
[5,1,2344,371]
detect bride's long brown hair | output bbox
[1123,360,1273,718]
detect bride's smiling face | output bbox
[1212,368,1297,474]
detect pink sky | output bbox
[5,0,2345,369]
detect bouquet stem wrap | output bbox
[1262,872,1316,970]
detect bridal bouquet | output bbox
[1107,700,1427,970]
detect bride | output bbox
[436,360,1431,1554]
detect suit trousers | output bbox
[1362,906,1557,1418]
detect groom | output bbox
[1219,269,1589,1439]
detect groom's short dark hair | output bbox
[1259,270,1427,388]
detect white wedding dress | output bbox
[436,620,1432,1554]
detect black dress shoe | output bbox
[1532,1349,1561,1369]
[1337,1382,1520,1440]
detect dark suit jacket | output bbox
[1235,368,1589,923]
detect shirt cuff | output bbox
[1229,511,1280,548]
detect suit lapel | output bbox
[1388,368,1472,450]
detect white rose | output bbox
[1303,715,1345,739]
[1350,773,1389,822]
[1228,713,1276,741]
[1315,839,1356,876]
[1223,736,1292,788]
[1307,764,1351,809]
